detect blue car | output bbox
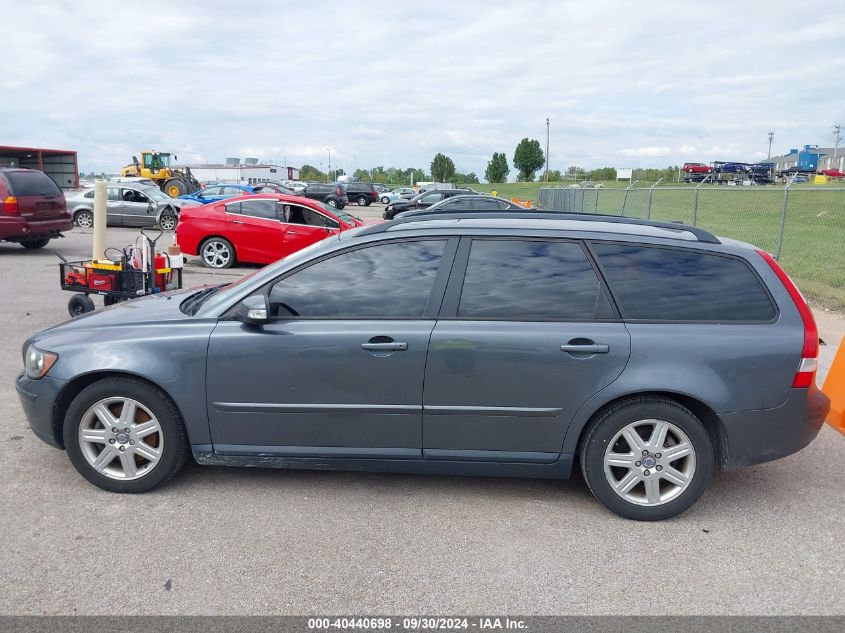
[178,183,257,205]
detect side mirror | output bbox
[238,295,270,325]
[147,203,154,213]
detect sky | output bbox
[2,0,844,178]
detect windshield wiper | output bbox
[183,285,224,315]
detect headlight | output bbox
[24,345,58,379]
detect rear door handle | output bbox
[560,344,609,354]
[362,342,408,351]
[232,220,244,224]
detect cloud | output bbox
[617,147,671,157]
[2,0,844,177]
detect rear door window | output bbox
[3,171,62,196]
[240,199,278,220]
[457,239,615,320]
[591,243,776,322]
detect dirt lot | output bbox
[1,216,843,615]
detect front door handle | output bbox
[286,230,300,235]
[362,342,408,351]
[232,220,244,224]
[560,343,609,354]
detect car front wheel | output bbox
[381,196,389,204]
[327,199,337,207]
[580,396,713,521]
[63,377,188,493]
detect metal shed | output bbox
[0,145,79,189]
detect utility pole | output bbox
[834,124,842,165]
[545,117,550,182]
[767,131,775,159]
[326,148,332,182]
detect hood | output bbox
[28,287,204,349]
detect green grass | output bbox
[476,182,845,310]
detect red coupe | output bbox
[176,194,366,268]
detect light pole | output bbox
[545,117,550,182]
[767,131,775,159]
[326,147,332,182]
[834,124,842,166]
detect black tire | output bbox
[158,212,177,231]
[63,377,188,493]
[579,396,713,521]
[21,237,51,249]
[163,179,187,197]
[68,293,95,317]
[103,295,124,307]
[327,199,337,207]
[199,236,235,269]
[75,210,94,228]
[381,196,390,204]
[357,195,368,206]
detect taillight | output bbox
[2,196,20,215]
[756,249,818,388]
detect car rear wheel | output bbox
[357,195,368,206]
[75,210,94,228]
[200,237,234,269]
[20,238,51,249]
[63,377,188,493]
[158,213,177,231]
[327,199,337,207]
[580,396,713,521]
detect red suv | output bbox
[0,168,73,249]
[683,163,713,174]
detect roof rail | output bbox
[359,211,720,243]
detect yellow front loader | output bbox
[121,150,201,198]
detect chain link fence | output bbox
[538,186,845,310]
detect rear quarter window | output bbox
[592,243,776,322]
[3,170,62,196]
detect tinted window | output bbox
[3,171,62,196]
[420,192,444,205]
[458,240,614,320]
[472,198,504,210]
[224,202,242,214]
[268,240,446,318]
[202,186,223,196]
[240,199,278,220]
[222,186,246,195]
[592,243,776,321]
[84,190,94,198]
[107,188,120,201]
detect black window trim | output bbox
[222,237,459,322]
[585,239,780,325]
[438,236,622,323]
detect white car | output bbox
[380,187,416,204]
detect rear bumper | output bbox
[15,372,67,449]
[720,387,829,469]
[0,215,73,241]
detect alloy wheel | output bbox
[603,418,696,506]
[77,397,164,481]
[159,214,176,230]
[202,240,231,268]
[76,211,93,228]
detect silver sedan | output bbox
[65,184,184,230]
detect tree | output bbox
[299,164,325,181]
[538,169,563,182]
[588,167,617,181]
[454,171,480,185]
[430,153,456,182]
[334,168,345,178]
[484,152,510,183]
[513,138,544,181]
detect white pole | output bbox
[92,179,107,261]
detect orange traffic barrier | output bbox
[822,335,845,435]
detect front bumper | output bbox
[721,387,830,469]
[15,372,67,449]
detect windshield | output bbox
[194,238,334,317]
[313,200,359,224]
[143,187,170,202]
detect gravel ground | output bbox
[1,215,843,615]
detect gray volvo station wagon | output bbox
[16,211,829,520]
